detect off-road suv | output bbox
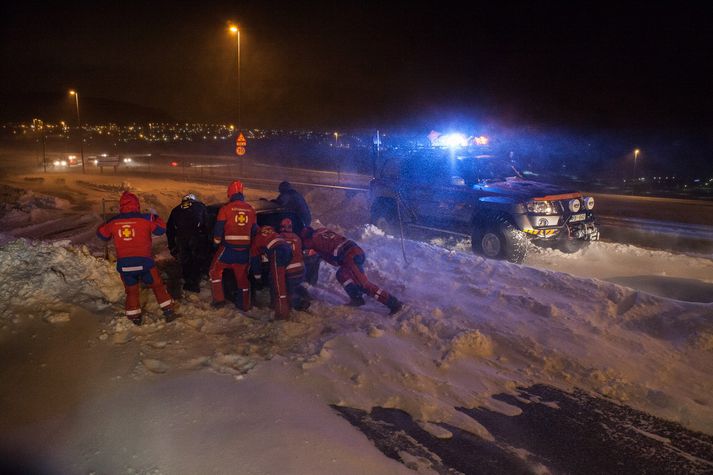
[369,148,599,263]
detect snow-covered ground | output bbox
[1,173,712,473]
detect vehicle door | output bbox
[402,155,464,226]
[441,156,483,227]
[397,156,450,224]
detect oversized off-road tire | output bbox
[370,198,399,236]
[558,238,590,254]
[472,215,528,263]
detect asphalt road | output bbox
[335,384,713,475]
[5,150,713,253]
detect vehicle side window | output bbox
[400,158,450,184]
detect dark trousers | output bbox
[176,236,209,286]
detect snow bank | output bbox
[0,239,123,328]
[0,186,71,228]
[295,225,713,435]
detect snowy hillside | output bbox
[1,174,712,473]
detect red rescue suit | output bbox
[301,227,401,313]
[279,226,311,311]
[210,192,257,310]
[251,226,292,319]
[97,191,173,321]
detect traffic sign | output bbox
[236,146,246,156]
[235,132,247,147]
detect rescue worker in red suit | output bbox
[278,218,311,311]
[210,180,257,310]
[97,191,175,326]
[250,225,292,319]
[300,226,403,315]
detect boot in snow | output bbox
[163,308,178,323]
[387,297,403,315]
[347,296,366,307]
[129,315,144,326]
[182,281,200,293]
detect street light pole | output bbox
[69,90,86,174]
[633,148,640,181]
[229,25,241,131]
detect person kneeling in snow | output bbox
[97,191,175,325]
[250,225,292,319]
[300,226,402,315]
[278,218,311,311]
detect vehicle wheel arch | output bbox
[471,212,527,264]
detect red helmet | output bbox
[279,218,293,233]
[227,180,244,198]
[119,191,140,213]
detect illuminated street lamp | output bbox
[334,132,339,147]
[633,148,640,181]
[69,90,85,174]
[228,24,241,131]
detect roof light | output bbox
[436,133,468,149]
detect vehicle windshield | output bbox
[455,155,523,184]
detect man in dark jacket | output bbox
[273,181,311,227]
[167,194,210,293]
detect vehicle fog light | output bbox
[584,197,595,210]
[569,199,581,212]
[537,218,549,227]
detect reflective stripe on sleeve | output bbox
[286,262,304,271]
[342,279,354,288]
[266,238,284,249]
[332,241,347,257]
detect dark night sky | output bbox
[2,1,712,131]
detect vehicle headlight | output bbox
[583,196,595,210]
[53,160,60,166]
[568,199,581,213]
[526,200,554,214]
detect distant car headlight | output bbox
[568,199,581,213]
[123,157,132,163]
[527,200,554,214]
[583,196,595,210]
[53,160,60,166]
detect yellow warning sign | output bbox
[235,132,247,147]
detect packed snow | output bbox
[1,173,712,473]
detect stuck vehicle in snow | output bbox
[369,148,599,263]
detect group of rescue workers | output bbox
[97,180,402,326]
